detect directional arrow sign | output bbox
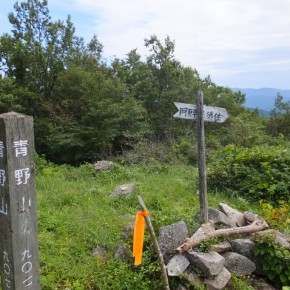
[173,102,228,123]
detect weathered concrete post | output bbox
[0,112,40,290]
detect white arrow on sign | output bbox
[173,102,228,123]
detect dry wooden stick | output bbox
[137,195,170,290]
[176,212,269,253]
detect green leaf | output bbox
[268,271,276,281]
[280,273,288,283]
[275,264,283,274]
[263,263,271,271]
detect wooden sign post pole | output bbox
[196,91,208,223]
[0,112,40,290]
[173,93,228,223]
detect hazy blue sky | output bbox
[1,0,290,89]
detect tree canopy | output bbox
[0,0,289,164]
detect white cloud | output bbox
[2,0,290,88]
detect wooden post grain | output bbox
[196,91,208,223]
[0,112,40,290]
[137,195,170,290]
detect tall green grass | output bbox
[1,161,261,289]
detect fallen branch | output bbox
[176,212,269,253]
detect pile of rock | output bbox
[159,204,290,290]
[93,180,289,289]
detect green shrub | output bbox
[259,200,290,232]
[35,152,54,175]
[119,140,180,165]
[172,139,198,164]
[226,273,255,290]
[207,144,290,204]
[253,233,290,286]
[94,246,164,290]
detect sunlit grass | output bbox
[31,162,263,289]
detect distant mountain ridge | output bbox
[232,88,290,111]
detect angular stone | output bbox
[181,267,203,287]
[186,251,225,278]
[222,252,256,276]
[218,203,247,226]
[208,207,236,228]
[243,211,259,223]
[228,238,266,275]
[229,239,256,260]
[229,238,266,276]
[94,160,114,171]
[205,267,231,290]
[210,241,232,253]
[92,246,107,257]
[114,245,130,261]
[158,221,189,257]
[166,254,190,276]
[109,183,135,198]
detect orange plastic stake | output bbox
[133,210,148,265]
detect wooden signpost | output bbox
[173,101,228,123]
[0,112,40,290]
[173,91,228,223]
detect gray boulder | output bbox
[186,251,225,278]
[114,245,130,261]
[210,241,232,253]
[92,246,107,258]
[229,239,256,260]
[166,254,190,276]
[121,221,135,239]
[94,160,114,171]
[222,252,256,276]
[208,207,236,228]
[109,183,135,198]
[180,266,203,288]
[218,203,247,226]
[158,221,188,258]
[205,267,231,290]
[229,238,266,276]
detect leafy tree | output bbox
[0,0,116,164]
[0,0,81,105]
[40,64,147,164]
[216,110,270,148]
[0,76,37,114]
[1,1,284,166]
[143,35,203,141]
[267,94,290,139]
[111,49,155,102]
